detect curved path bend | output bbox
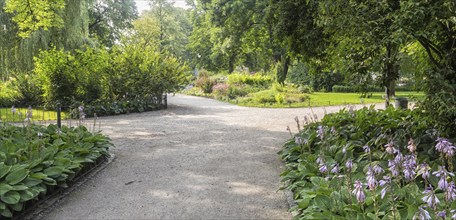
[43,94,379,219]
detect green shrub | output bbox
[332,85,383,93]
[252,90,276,104]
[285,93,309,104]
[0,124,112,218]
[227,72,272,87]
[227,85,248,99]
[298,85,313,93]
[0,79,20,106]
[275,93,285,104]
[195,70,215,93]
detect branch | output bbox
[416,38,441,68]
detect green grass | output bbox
[0,107,67,123]
[234,91,425,108]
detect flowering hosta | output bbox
[279,106,456,219]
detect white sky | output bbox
[134,0,189,14]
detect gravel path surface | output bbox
[42,94,381,219]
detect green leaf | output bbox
[19,190,36,202]
[0,163,12,179]
[5,167,29,185]
[44,166,64,177]
[0,207,12,218]
[23,177,43,187]
[0,184,14,196]
[11,184,28,191]
[10,202,23,212]
[1,191,21,204]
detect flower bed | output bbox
[280,106,455,219]
[0,124,112,218]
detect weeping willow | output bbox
[0,0,94,78]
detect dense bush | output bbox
[227,72,272,87]
[332,85,383,93]
[34,47,107,105]
[195,70,215,93]
[280,107,456,219]
[0,124,112,218]
[33,45,191,109]
[332,85,416,93]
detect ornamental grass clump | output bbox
[279,106,456,219]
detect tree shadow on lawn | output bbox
[42,103,292,219]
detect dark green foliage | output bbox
[0,124,112,218]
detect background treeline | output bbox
[0,0,190,111]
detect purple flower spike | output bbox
[345,159,353,171]
[437,211,446,219]
[352,180,365,203]
[317,126,324,139]
[295,136,303,145]
[418,163,431,180]
[403,155,417,182]
[319,163,328,173]
[379,176,391,199]
[445,182,456,202]
[422,186,440,209]
[373,164,384,175]
[363,145,370,153]
[414,206,431,220]
[331,163,340,174]
[432,166,454,190]
[388,159,400,177]
[436,137,456,157]
[366,166,377,190]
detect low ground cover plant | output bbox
[0,124,112,218]
[280,107,455,219]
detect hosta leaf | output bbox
[44,166,64,177]
[19,190,35,202]
[30,172,47,179]
[0,207,12,218]
[0,202,5,209]
[1,191,20,204]
[11,184,28,191]
[0,184,14,196]
[10,202,23,212]
[0,163,12,179]
[23,177,43,187]
[5,167,29,185]
[42,177,57,186]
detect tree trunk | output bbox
[228,53,236,74]
[277,54,290,84]
[384,44,399,108]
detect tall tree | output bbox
[3,0,65,38]
[267,0,327,83]
[89,0,138,47]
[319,0,405,106]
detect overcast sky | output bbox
[134,0,189,14]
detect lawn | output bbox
[234,91,424,108]
[0,107,67,123]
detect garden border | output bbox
[12,153,116,220]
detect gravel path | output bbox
[42,94,381,219]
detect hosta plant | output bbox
[0,123,112,218]
[280,106,455,219]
